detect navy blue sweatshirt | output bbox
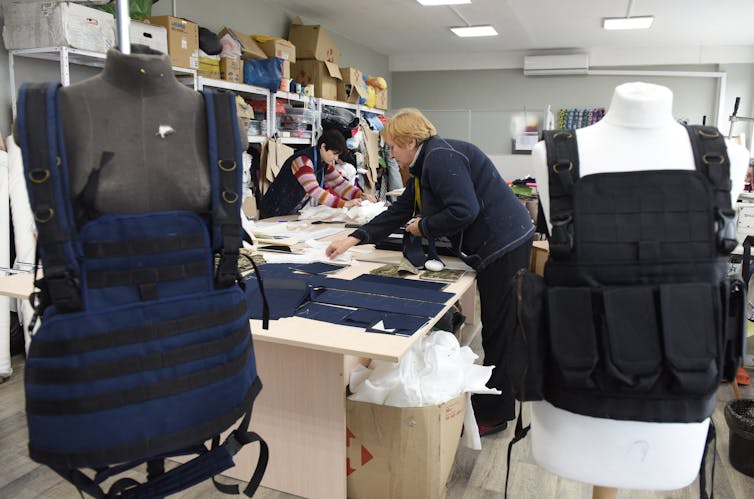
[351,136,534,270]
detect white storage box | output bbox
[3,1,116,53]
[129,21,168,54]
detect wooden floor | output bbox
[2,351,754,499]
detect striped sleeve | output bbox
[324,164,363,200]
[291,155,346,208]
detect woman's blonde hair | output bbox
[381,108,437,147]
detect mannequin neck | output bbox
[101,47,182,97]
[601,82,676,129]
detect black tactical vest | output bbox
[512,125,745,424]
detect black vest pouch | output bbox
[508,269,547,401]
[659,282,720,395]
[548,287,598,390]
[601,286,662,391]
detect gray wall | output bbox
[389,64,754,180]
[0,0,390,136]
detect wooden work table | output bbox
[0,220,478,499]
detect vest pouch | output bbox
[602,286,662,391]
[659,282,720,395]
[508,269,546,401]
[547,287,598,389]
[24,286,259,467]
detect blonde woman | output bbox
[327,108,534,435]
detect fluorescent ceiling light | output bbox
[451,25,498,37]
[602,16,654,30]
[417,0,471,5]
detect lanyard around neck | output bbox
[414,176,421,215]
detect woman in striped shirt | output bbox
[259,129,375,218]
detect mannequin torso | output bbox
[59,47,211,217]
[530,82,748,489]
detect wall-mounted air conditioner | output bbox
[523,54,589,76]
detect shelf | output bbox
[319,98,359,112]
[279,137,313,145]
[248,135,267,144]
[274,91,311,104]
[198,77,269,97]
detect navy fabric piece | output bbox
[291,262,346,275]
[403,232,427,267]
[344,308,427,336]
[244,276,309,320]
[294,302,353,323]
[311,288,445,317]
[353,274,447,291]
[253,264,453,304]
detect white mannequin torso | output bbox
[530,82,749,490]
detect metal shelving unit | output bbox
[8,46,197,117]
[196,76,271,144]
[272,91,317,146]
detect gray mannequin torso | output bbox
[59,47,211,216]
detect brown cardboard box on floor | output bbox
[530,240,549,276]
[291,60,342,100]
[346,394,465,499]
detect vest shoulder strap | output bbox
[685,125,737,253]
[542,129,580,257]
[685,125,732,210]
[201,89,244,288]
[17,82,82,312]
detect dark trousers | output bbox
[472,240,532,423]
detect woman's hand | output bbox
[326,236,360,259]
[405,217,423,236]
[343,199,363,208]
[363,194,378,203]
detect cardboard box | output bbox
[129,20,167,54]
[288,17,340,63]
[3,1,116,53]
[254,37,296,63]
[144,16,198,69]
[291,60,342,101]
[220,57,242,83]
[198,56,220,79]
[530,240,549,277]
[346,395,465,499]
[375,88,388,110]
[338,67,367,104]
[218,27,267,60]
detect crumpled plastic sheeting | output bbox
[298,200,387,225]
[348,330,500,449]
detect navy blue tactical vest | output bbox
[16,82,268,498]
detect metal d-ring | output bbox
[703,154,725,164]
[28,169,50,183]
[218,159,237,172]
[222,191,239,204]
[553,131,573,140]
[56,156,62,167]
[34,207,54,223]
[552,161,573,173]
[697,128,720,139]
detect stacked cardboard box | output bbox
[288,17,342,100]
[144,16,199,70]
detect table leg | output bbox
[226,340,348,499]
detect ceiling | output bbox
[269,0,754,70]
